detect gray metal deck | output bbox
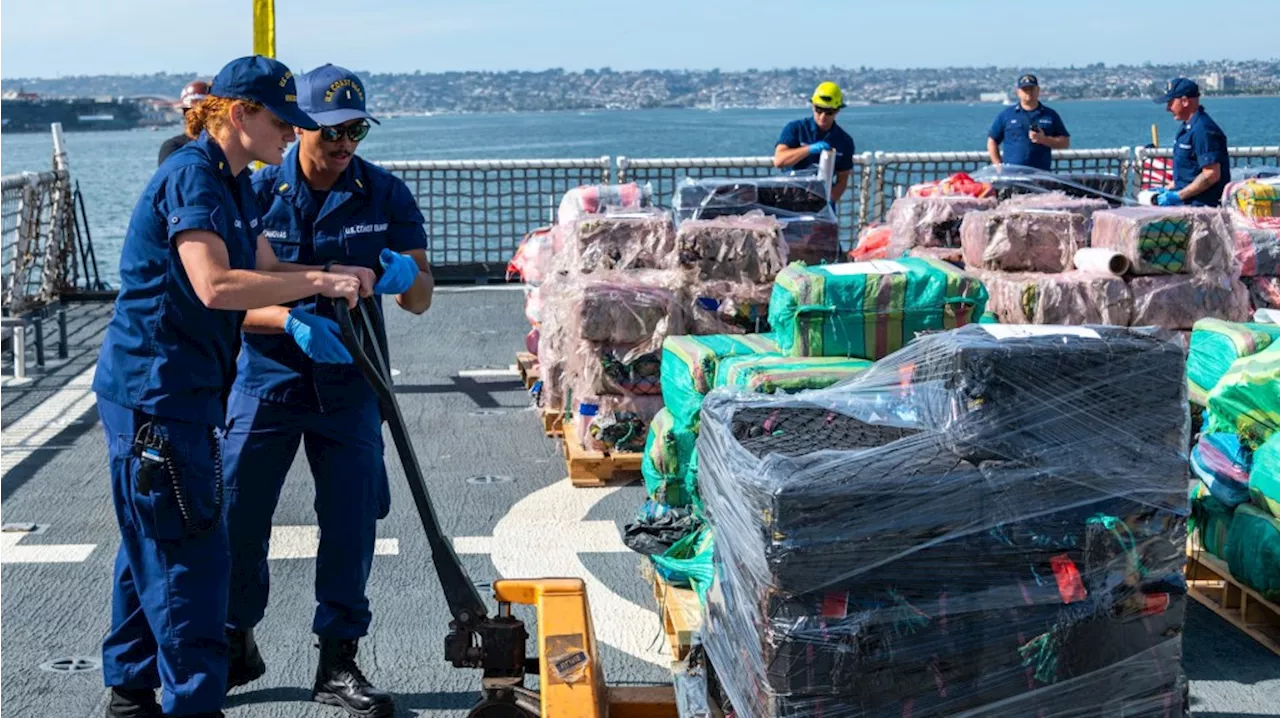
[1,288,1277,717]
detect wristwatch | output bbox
[322,260,336,273]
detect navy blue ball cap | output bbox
[209,55,319,130]
[297,64,380,127]
[1155,77,1200,103]
[1017,73,1039,89]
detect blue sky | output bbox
[3,0,1278,78]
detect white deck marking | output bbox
[453,479,666,667]
[2,366,98,480]
[456,368,520,379]
[0,529,96,564]
[267,525,399,560]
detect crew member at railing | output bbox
[774,81,856,204]
[158,80,210,166]
[986,74,1070,170]
[221,64,431,718]
[1153,78,1231,207]
[93,55,368,718]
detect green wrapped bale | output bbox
[1206,343,1280,449]
[651,525,715,601]
[1224,503,1280,601]
[642,408,699,507]
[660,333,781,428]
[767,258,987,359]
[714,354,874,394]
[1251,434,1280,518]
[1189,482,1234,561]
[1186,318,1280,406]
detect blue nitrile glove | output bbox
[1156,189,1183,207]
[808,140,832,155]
[284,307,353,364]
[373,249,419,294]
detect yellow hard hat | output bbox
[811,82,845,109]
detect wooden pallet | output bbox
[645,563,703,662]
[515,352,539,391]
[1185,545,1280,656]
[562,422,642,487]
[541,407,563,437]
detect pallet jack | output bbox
[334,297,679,718]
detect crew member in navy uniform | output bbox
[774,81,857,204]
[986,74,1070,171]
[221,64,432,718]
[93,55,372,718]
[158,80,210,166]
[1153,77,1231,207]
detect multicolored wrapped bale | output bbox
[1090,207,1236,276]
[960,208,1087,273]
[714,355,873,394]
[1205,343,1280,449]
[1233,225,1280,277]
[979,270,1133,326]
[1190,433,1253,507]
[1190,483,1234,561]
[1185,318,1280,405]
[1127,274,1250,330]
[1251,434,1280,517]
[1227,179,1280,220]
[642,408,699,506]
[660,334,782,428]
[768,259,987,359]
[1244,276,1280,311]
[1224,503,1280,602]
[886,195,997,255]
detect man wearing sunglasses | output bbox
[773,81,857,205]
[222,64,432,718]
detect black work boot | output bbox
[226,627,267,690]
[311,637,395,717]
[105,687,161,718]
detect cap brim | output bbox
[1153,94,1174,104]
[1017,83,1037,89]
[306,108,380,126]
[265,101,320,131]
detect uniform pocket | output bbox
[272,239,302,263]
[121,422,224,541]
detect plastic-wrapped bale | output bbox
[1090,206,1236,276]
[687,281,772,335]
[1251,434,1280,517]
[777,216,841,265]
[960,208,1087,272]
[696,326,1189,718]
[1127,274,1250,330]
[1244,276,1280,311]
[569,272,685,348]
[1233,225,1280,277]
[557,182,651,225]
[1190,433,1253,507]
[768,258,988,359]
[1000,190,1110,218]
[673,174,832,219]
[660,334,782,430]
[1226,178,1280,221]
[571,394,664,453]
[561,210,677,272]
[1225,503,1280,601]
[1185,318,1280,404]
[904,245,963,267]
[1190,483,1233,561]
[565,344,662,396]
[886,195,997,254]
[978,270,1133,326]
[1205,343,1280,449]
[675,214,788,284]
[642,408,699,506]
[714,355,872,394]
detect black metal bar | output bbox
[74,181,105,291]
[57,306,67,359]
[33,316,44,366]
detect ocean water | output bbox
[3,97,1277,275]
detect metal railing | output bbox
[2,170,77,316]
[376,157,611,279]
[617,153,874,252]
[869,148,1133,223]
[1134,145,1280,188]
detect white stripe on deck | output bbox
[2,366,98,479]
[0,529,96,564]
[452,479,665,667]
[456,367,520,379]
[268,525,399,560]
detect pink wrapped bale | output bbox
[1000,191,1110,219]
[571,394,665,453]
[1234,225,1280,277]
[687,280,773,335]
[960,208,1087,273]
[1127,274,1250,329]
[979,270,1133,326]
[561,210,677,272]
[1090,206,1236,276]
[557,182,650,225]
[675,214,789,283]
[566,343,663,397]
[886,195,998,255]
[905,246,964,267]
[573,273,685,347]
[1244,276,1280,311]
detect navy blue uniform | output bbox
[92,132,259,714]
[223,148,426,640]
[988,103,1069,171]
[777,117,856,173]
[1173,107,1231,206]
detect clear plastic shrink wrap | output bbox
[960,208,1087,273]
[1090,207,1236,277]
[1000,190,1110,218]
[558,208,678,272]
[557,181,652,225]
[697,324,1190,718]
[1233,226,1280,277]
[886,195,997,256]
[675,214,789,284]
[976,270,1133,326]
[1243,276,1280,310]
[1127,274,1250,330]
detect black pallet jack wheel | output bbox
[467,697,535,718]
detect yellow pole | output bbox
[1150,123,1158,148]
[253,0,276,58]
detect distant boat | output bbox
[708,91,720,112]
[1002,97,1016,106]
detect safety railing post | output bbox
[616,156,629,184]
